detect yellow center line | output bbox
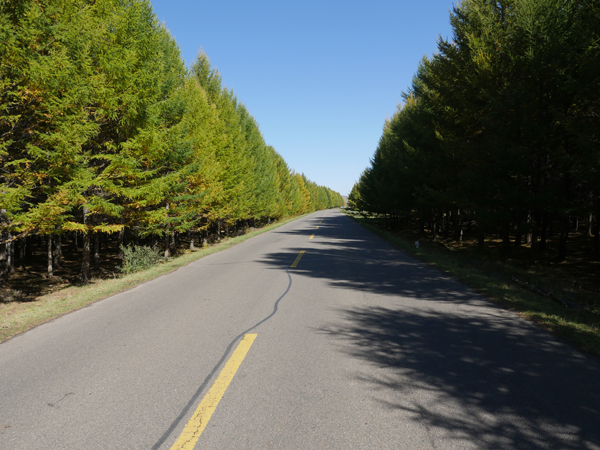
[290,250,305,268]
[309,234,314,239]
[170,334,257,450]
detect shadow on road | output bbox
[261,212,600,449]
[268,214,484,305]
[319,305,600,449]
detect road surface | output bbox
[1,210,599,449]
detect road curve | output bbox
[1,210,599,449]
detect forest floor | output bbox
[0,217,303,343]
[345,210,600,359]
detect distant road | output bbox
[1,210,599,449]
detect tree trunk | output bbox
[539,213,548,252]
[47,235,53,278]
[189,230,195,250]
[502,221,511,260]
[13,238,18,267]
[588,213,593,238]
[53,234,62,269]
[558,215,569,262]
[594,211,599,254]
[443,211,450,237]
[529,221,539,264]
[25,235,31,259]
[80,209,91,283]
[169,232,176,256]
[217,220,221,241]
[164,233,170,259]
[118,227,125,262]
[18,238,25,267]
[514,227,522,247]
[0,232,9,283]
[94,233,100,271]
[7,233,13,276]
[454,210,463,243]
[203,229,208,247]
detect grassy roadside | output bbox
[0,215,305,343]
[346,212,600,359]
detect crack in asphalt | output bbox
[47,392,74,408]
[152,265,294,450]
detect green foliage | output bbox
[0,0,343,282]
[351,0,600,261]
[120,244,162,274]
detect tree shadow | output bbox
[318,305,600,449]
[260,213,600,449]
[263,243,483,303]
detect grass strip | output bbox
[348,214,600,359]
[0,215,306,343]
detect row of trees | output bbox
[0,0,343,282]
[349,0,599,261]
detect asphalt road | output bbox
[1,210,599,449]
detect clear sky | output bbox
[149,0,457,196]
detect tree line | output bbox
[349,0,599,262]
[0,0,343,283]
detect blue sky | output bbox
[149,0,457,196]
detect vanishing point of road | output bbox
[1,210,599,449]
